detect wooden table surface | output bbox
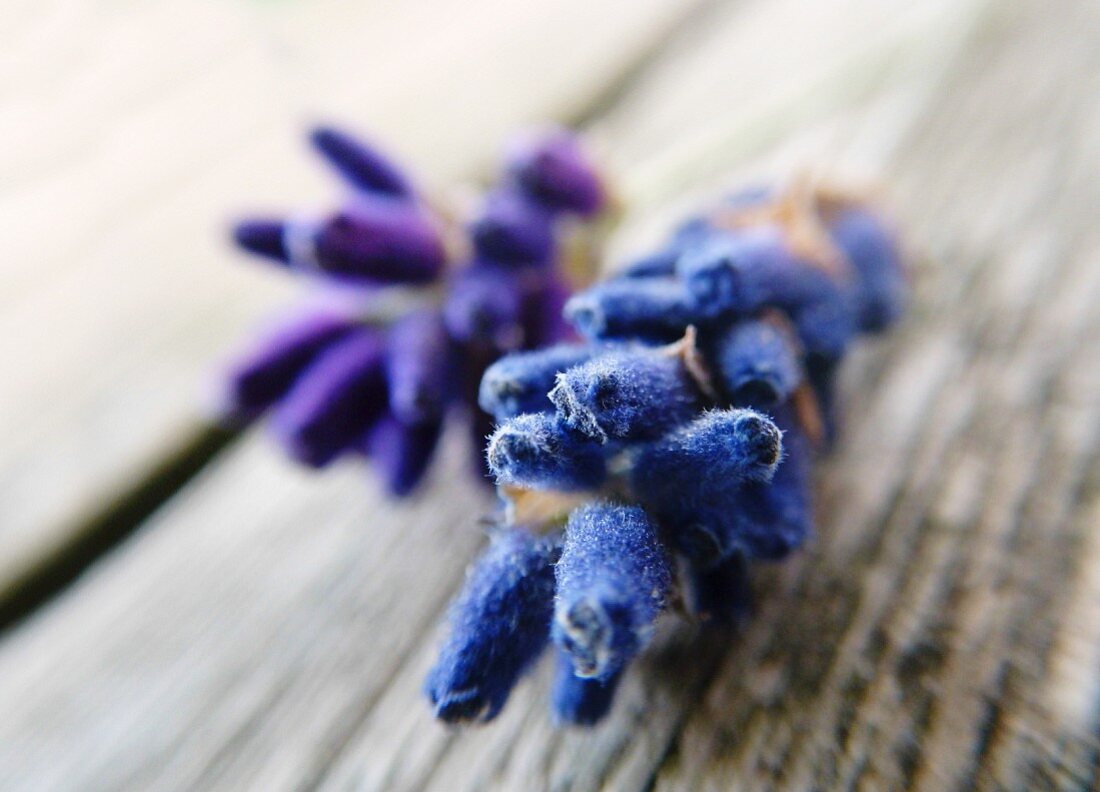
[3,1,1099,789]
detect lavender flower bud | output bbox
[222,310,360,419]
[425,529,559,723]
[630,409,783,563]
[553,503,671,680]
[486,412,606,491]
[313,198,446,284]
[478,344,598,421]
[564,278,700,343]
[721,408,813,561]
[683,552,751,625]
[826,206,906,332]
[270,330,387,468]
[549,348,702,442]
[309,126,413,199]
[615,248,679,280]
[361,413,443,497]
[505,129,605,216]
[232,219,288,263]
[469,189,555,267]
[443,264,524,349]
[675,227,788,319]
[385,309,452,424]
[711,318,803,408]
[550,649,622,726]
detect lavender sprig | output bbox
[427,180,905,724]
[222,126,609,495]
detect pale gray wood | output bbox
[3,0,1100,790]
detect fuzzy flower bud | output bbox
[553,503,671,681]
[486,412,606,491]
[549,347,702,442]
[478,343,600,421]
[550,650,623,726]
[469,189,555,267]
[425,529,559,724]
[564,277,700,342]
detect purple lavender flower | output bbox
[224,125,608,496]
[564,276,700,343]
[425,528,559,724]
[710,316,803,408]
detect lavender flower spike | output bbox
[426,529,559,724]
[549,347,703,442]
[309,126,414,199]
[554,503,671,680]
[486,412,606,491]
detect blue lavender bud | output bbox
[711,318,802,408]
[505,129,605,216]
[486,412,606,491]
[678,229,857,358]
[232,219,288,263]
[826,206,906,332]
[361,412,443,497]
[722,408,813,561]
[615,248,680,280]
[683,552,752,625]
[630,409,784,563]
[478,343,598,421]
[563,277,700,343]
[270,330,387,468]
[548,348,702,442]
[550,649,622,726]
[469,189,555,267]
[675,227,789,319]
[443,263,524,349]
[385,309,452,424]
[309,126,414,199]
[312,198,446,284]
[222,310,360,420]
[553,503,671,680]
[426,529,559,723]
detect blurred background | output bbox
[3,1,1099,790]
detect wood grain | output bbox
[2,0,1099,790]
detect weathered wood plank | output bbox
[4,0,1100,790]
[0,0,700,607]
